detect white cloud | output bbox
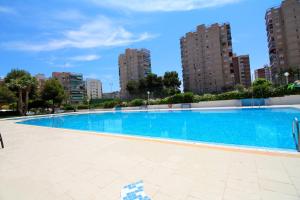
[0,6,16,14]
[69,54,101,61]
[53,62,76,68]
[3,16,155,51]
[90,0,241,12]
[53,10,87,21]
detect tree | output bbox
[4,69,37,115]
[252,78,272,98]
[126,73,164,99]
[234,84,245,93]
[42,79,65,114]
[126,80,140,98]
[0,83,16,106]
[144,73,163,98]
[163,71,181,95]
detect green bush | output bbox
[252,79,272,98]
[182,92,194,103]
[164,92,194,104]
[196,94,218,102]
[129,99,145,107]
[148,99,161,105]
[77,104,89,110]
[63,104,76,111]
[167,93,183,104]
[216,91,246,100]
[159,98,169,105]
[103,100,121,108]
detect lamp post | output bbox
[275,74,279,85]
[284,72,290,85]
[147,91,150,105]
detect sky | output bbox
[0,0,282,92]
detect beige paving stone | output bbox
[1,118,300,199]
[260,190,300,200]
[226,178,260,194]
[258,168,291,183]
[223,187,261,200]
[186,196,201,200]
[259,179,299,197]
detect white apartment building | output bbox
[86,79,102,100]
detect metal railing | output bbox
[292,118,300,152]
[0,133,4,149]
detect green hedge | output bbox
[63,104,76,111]
[129,99,145,107]
[166,92,194,104]
[103,100,121,108]
[77,104,89,110]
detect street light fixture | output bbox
[147,91,150,105]
[284,72,290,85]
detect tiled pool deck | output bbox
[1,112,300,200]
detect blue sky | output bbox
[0,0,281,92]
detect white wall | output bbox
[266,95,300,105]
[191,100,241,108]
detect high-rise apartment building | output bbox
[180,23,235,94]
[52,72,85,104]
[35,73,47,91]
[119,48,151,99]
[86,79,102,100]
[265,0,300,83]
[232,55,252,87]
[255,66,272,81]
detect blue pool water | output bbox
[18,108,300,151]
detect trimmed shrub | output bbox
[252,79,272,98]
[167,93,184,104]
[148,99,161,105]
[182,92,194,103]
[63,104,75,111]
[77,104,89,110]
[159,98,169,105]
[103,100,121,108]
[196,94,218,102]
[165,92,194,104]
[129,99,145,107]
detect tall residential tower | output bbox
[266,0,300,83]
[232,55,252,88]
[180,23,235,94]
[119,48,151,99]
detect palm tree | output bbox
[5,69,36,115]
[22,76,37,114]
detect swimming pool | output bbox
[18,108,300,151]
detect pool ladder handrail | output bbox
[292,117,300,152]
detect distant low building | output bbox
[255,66,272,81]
[102,91,120,99]
[52,72,85,104]
[86,79,102,100]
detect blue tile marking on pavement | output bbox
[121,180,151,200]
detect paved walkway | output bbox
[1,119,300,200]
